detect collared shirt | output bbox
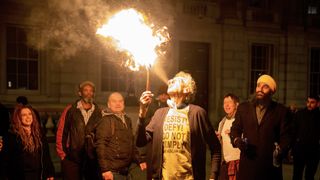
[255,99,271,124]
[256,105,266,124]
[77,101,95,125]
[115,113,127,128]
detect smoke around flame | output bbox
[26,0,175,63]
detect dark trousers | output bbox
[292,145,320,180]
[61,159,81,180]
[61,158,101,180]
[219,162,229,180]
[111,172,132,180]
[0,152,6,180]
[146,143,153,180]
[218,160,240,180]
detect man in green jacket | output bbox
[96,92,146,180]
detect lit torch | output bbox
[96,8,169,91]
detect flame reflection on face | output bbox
[167,77,186,95]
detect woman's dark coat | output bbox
[3,131,55,180]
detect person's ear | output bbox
[78,91,82,97]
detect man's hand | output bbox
[60,153,66,160]
[139,162,147,170]
[273,142,281,167]
[215,131,221,139]
[102,171,113,180]
[234,137,248,151]
[46,177,54,180]
[139,91,154,118]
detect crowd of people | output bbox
[0,72,319,180]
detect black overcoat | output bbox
[230,100,292,180]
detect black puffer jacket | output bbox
[95,109,141,173]
[62,100,101,163]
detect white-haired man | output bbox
[137,71,221,180]
[230,74,292,180]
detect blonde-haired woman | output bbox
[3,105,54,180]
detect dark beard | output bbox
[255,98,266,105]
[254,93,271,105]
[82,97,94,103]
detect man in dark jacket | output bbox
[292,94,320,180]
[138,71,221,180]
[95,92,146,180]
[230,74,292,180]
[61,81,102,180]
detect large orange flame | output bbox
[96,8,169,71]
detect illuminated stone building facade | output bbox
[0,0,319,125]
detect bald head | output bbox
[108,92,125,114]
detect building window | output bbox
[307,0,320,15]
[249,43,274,94]
[6,26,39,90]
[183,2,208,17]
[101,61,127,92]
[310,48,320,96]
[308,6,318,15]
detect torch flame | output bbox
[96,8,168,71]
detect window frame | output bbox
[309,47,320,96]
[5,24,40,92]
[100,59,129,93]
[249,43,274,95]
